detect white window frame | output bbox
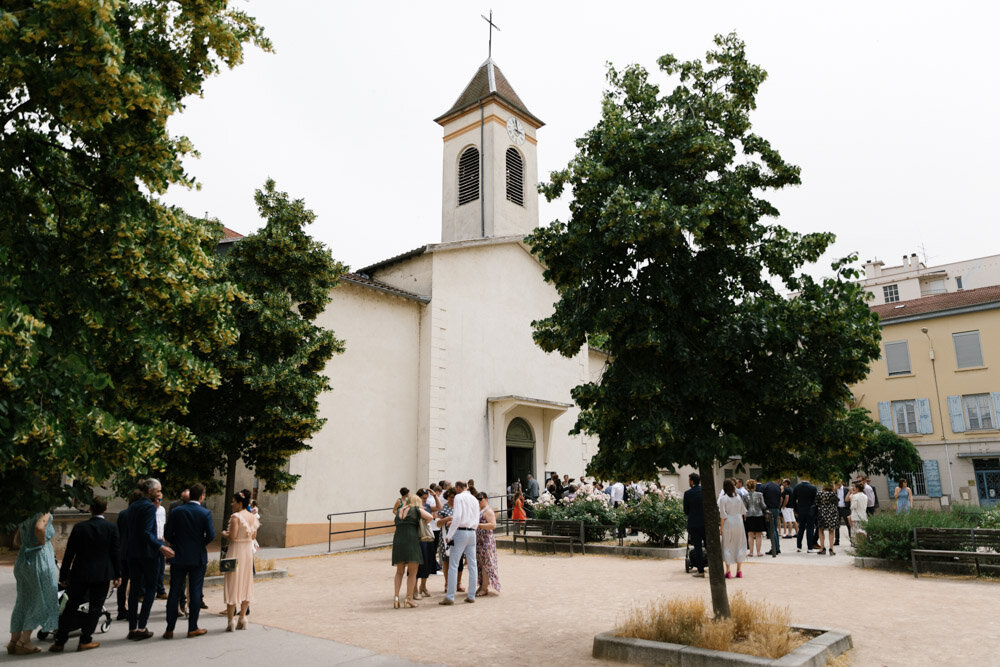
[891,399,919,434]
[953,330,984,369]
[883,284,900,303]
[963,393,995,430]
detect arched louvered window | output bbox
[458,147,480,206]
[505,147,524,206]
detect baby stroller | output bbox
[684,532,708,573]
[37,584,114,640]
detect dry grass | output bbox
[616,592,811,660]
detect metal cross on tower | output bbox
[481,10,500,59]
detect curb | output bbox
[496,537,684,559]
[593,625,852,666]
[165,569,289,586]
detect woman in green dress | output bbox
[391,494,434,609]
[8,512,59,655]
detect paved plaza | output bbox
[3,540,998,666]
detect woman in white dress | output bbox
[849,481,869,539]
[718,479,747,579]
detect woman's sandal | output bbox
[14,642,41,655]
[236,618,246,630]
[393,595,400,609]
[404,597,418,608]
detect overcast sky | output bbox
[164,1,1000,275]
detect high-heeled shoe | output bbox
[226,621,234,632]
[13,642,41,655]
[404,596,417,608]
[236,618,246,630]
[6,643,15,655]
[393,595,400,609]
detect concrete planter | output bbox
[593,625,852,666]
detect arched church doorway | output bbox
[505,417,535,489]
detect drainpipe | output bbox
[479,97,485,238]
[923,327,957,501]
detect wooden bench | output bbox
[911,527,1000,578]
[512,519,587,556]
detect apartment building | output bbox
[860,252,1000,306]
[852,285,1000,508]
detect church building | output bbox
[257,59,608,547]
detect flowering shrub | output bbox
[977,507,1000,530]
[529,493,619,541]
[619,493,686,547]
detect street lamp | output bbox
[922,327,956,501]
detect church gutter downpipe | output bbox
[479,96,485,238]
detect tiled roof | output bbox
[356,245,428,276]
[219,226,244,243]
[872,285,1000,322]
[340,273,429,304]
[434,59,543,127]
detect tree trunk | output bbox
[222,453,238,550]
[699,460,730,618]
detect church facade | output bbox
[257,60,607,547]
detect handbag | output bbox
[418,518,434,542]
[219,557,238,573]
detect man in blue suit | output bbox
[163,483,214,638]
[683,472,707,578]
[126,478,174,640]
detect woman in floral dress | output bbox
[8,512,58,654]
[474,492,501,596]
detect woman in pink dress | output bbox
[221,489,259,631]
[474,492,501,596]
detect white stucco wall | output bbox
[285,283,423,524]
[420,240,592,496]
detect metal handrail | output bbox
[326,493,512,552]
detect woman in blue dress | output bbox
[894,479,912,513]
[7,512,59,655]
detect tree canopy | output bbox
[0,0,270,520]
[527,33,889,616]
[158,181,346,524]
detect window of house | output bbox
[458,147,480,206]
[505,147,524,206]
[956,276,964,290]
[963,393,995,430]
[883,284,900,303]
[900,469,928,496]
[891,399,919,434]
[884,340,911,376]
[953,331,984,368]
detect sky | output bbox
[164,1,1000,275]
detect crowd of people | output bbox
[683,472,896,579]
[390,480,501,608]
[7,478,259,655]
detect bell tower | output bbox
[434,59,544,243]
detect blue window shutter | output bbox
[877,401,892,428]
[947,395,966,433]
[886,476,897,503]
[916,398,933,434]
[923,460,942,498]
[992,392,1000,428]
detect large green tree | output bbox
[157,180,346,527]
[0,1,269,520]
[527,34,884,617]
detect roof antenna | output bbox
[481,10,500,59]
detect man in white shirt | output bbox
[154,491,167,599]
[863,477,876,516]
[440,481,479,605]
[609,481,625,508]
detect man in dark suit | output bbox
[163,483,214,638]
[760,478,783,557]
[126,478,174,640]
[792,478,819,553]
[115,489,142,620]
[50,497,121,653]
[683,472,706,578]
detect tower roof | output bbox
[434,58,544,127]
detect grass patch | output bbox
[616,593,810,659]
[205,557,276,577]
